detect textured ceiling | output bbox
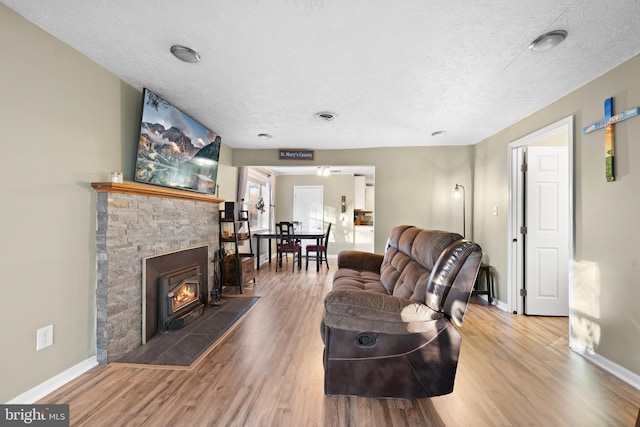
[3,0,640,151]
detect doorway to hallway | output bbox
[508,116,574,316]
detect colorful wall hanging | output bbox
[583,97,639,182]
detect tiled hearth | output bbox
[92,182,222,364]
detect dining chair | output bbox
[276,221,301,272]
[306,223,331,270]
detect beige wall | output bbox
[473,53,640,375]
[216,143,237,202]
[0,5,141,402]
[234,145,475,253]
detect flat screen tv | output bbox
[134,88,221,195]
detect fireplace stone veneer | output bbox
[93,182,221,364]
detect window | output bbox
[245,168,271,231]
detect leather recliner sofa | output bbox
[320,225,482,399]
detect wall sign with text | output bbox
[279,150,314,160]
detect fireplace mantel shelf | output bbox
[91,181,224,203]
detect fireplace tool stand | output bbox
[211,249,226,306]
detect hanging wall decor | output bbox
[583,96,639,182]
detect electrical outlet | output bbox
[492,206,498,216]
[36,324,53,351]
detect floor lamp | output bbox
[454,184,465,238]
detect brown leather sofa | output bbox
[320,225,482,399]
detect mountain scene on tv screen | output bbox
[135,91,220,194]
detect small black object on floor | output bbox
[116,296,259,366]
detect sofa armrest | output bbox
[337,251,384,272]
[323,288,444,335]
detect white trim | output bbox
[571,343,640,391]
[474,294,511,313]
[6,356,98,404]
[493,298,510,313]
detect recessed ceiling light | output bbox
[431,130,447,137]
[258,133,272,139]
[529,30,567,52]
[170,45,201,63]
[314,111,337,121]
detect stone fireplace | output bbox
[92,181,222,363]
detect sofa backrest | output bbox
[425,239,483,326]
[381,226,461,298]
[380,225,482,326]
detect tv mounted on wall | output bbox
[134,88,221,195]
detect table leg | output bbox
[316,237,321,272]
[256,236,261,270]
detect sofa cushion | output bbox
[380,226,462,305]
[332,268,387,294]
[337,251,384,273]
[323,288,444,334]
[391,260,431,301]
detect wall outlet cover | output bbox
[36,324,53,351]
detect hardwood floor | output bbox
[41,259,640,426]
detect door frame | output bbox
[507,116,574,318]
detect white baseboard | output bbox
[493,298,511,313]
[6,356,98,404]
[473,294,511,313]
[571,342,640,391]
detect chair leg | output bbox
[324,250,329,269]
[292,250,299,272]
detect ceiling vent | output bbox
[314,111,337,121]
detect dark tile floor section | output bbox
[116,296,259,366]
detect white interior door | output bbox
[293,186,323,232]
[525,146,569,316]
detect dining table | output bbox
[254,229,325,272]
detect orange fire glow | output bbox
[172,282,197,311]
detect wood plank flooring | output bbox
[40,259,640,426]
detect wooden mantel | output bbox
[91,181,224,204]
